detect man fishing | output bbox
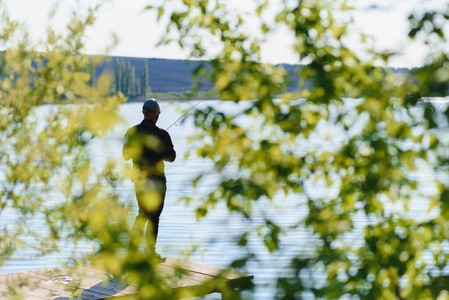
[123,98,176,262]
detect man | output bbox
[123,98,176,262]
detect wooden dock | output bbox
[0,258,254,299]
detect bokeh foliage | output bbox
[0,0,132,270]
[0,2,247,299]
[0,3,181,299]
[1,0,449,299]
[148,0,449,299]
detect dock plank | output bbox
[0,272,80,299]
[29,270,121,298]
[0,258,254,299]
[0,286,49,300]
[30,267,137,298]
[159,263,213,283]
[164,258,254,281]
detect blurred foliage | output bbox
[148,0,449,299]
[0,2,126,260]
[0,2,190,299]
[0,2,254,299]
[1,0,449,299]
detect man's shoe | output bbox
[146,248,166,263]
[154,252,166,263]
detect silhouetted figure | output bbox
[123,99,176,262]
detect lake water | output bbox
[1,99,449,299]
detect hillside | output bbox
[97,56,422,95]
[97,56,306,94]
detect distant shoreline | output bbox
[124,95,449,103]
[125,92,219,102]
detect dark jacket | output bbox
[123,119,176,181]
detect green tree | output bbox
[129,64,136,96]
[147,0,449,299]
[135,75,141,98]
[119,58,126,94]
[89,58,96,87]
[141,60,149,97]
[124,60,131,95]
[114,58,122,93]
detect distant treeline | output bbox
[2,51,445,99]
[92,56,446,99]
[94,57,215,97]
[112,58,150,98]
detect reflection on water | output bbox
[1,99,449,299]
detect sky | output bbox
[2,0,448,68]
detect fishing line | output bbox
[166,100,203,130]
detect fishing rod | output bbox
[166,100,203,130]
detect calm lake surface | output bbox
[1,99,449,299]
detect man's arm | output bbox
[162,131,176,162]
[122,128,134,161]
